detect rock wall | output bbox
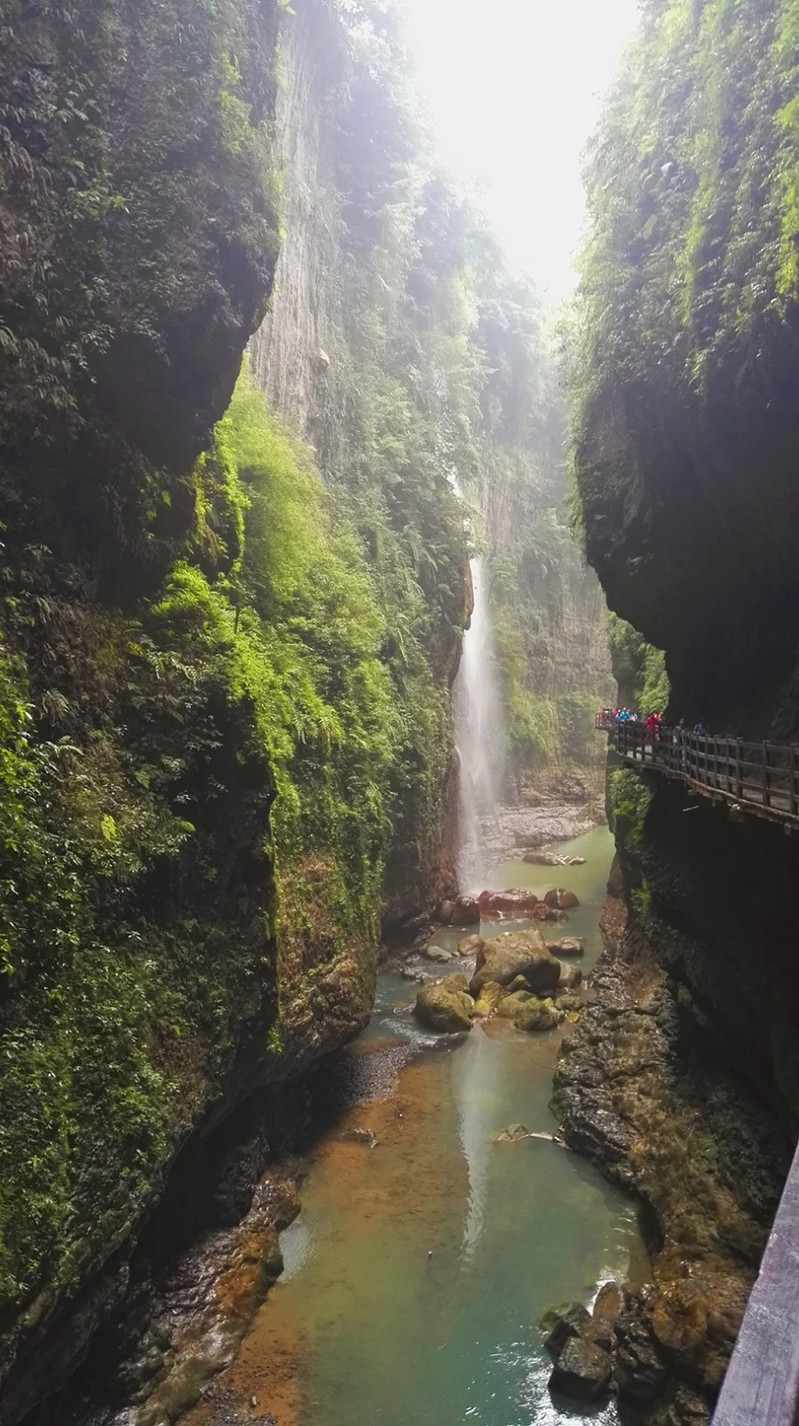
[249,2,473,931]
[0,3,381,1420]
[567,1,799,1418]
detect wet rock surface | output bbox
[549,936,584,957]
[469,928,562,997]
[550,1335,613,1401]
[414,979,474,1033]
[67,1172,301,1426]
[550,897,790,1424]
[478,770,606,864]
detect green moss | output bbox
[609,767,654,852]
[0,363,401,1317]
[608,615,670,713]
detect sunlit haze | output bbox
[400,0,641,304]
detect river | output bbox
[184,825,647,1426]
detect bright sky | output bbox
[399,0,641,305]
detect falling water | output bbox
[453,557,505,893]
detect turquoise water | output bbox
[186,826,646,1426]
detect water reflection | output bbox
[455,1023,494,1264]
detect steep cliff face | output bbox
[475,284,613,783]
[567,1,799,1419]
[0,3,387,1419]
[575,0,799,734]
[251,3,473,927]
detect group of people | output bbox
[597,708,708,737]
[598,707,652,727]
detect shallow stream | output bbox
[186,826,647,1426]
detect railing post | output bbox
[736,740,743,799]
[791,747,797,820]
[763,742,771,809]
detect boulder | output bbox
[491,1123,532,1143]
[507,974,531,993]
[549,937,584,957]
[544,888,580,911]
[469,928,562,997]
[457,933,484,957]
[422,946,452,963]
[471,981,504,1018]
[453,896,481,925]
[436,897,480,925]
[541,1301,591,1358]
[589,1281,623,1350]
[439,972,470,994]
[558,965,583,991]
[477,888,543,919]
[414,980,474,1033]
[555,994,583,1013]
[515,999,562,1032]
[496,990,535,1018]
[613,1301,668,1402]
[549,1336,612,1401]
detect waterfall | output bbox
[453,557,505,893]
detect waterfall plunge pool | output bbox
[184,825,648,1426]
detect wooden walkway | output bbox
[597,717,799,831]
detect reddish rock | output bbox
[532,902,555,921]
[544,887,580,911]
[477,888,543,919]
[452,896,481,925]
[437,898,480,925]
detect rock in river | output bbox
[477,888,547,920]
[549,936,584,957]
[544,888,580,911]
[549,1336,613,1401]
[469,928,561,997]
[414,976,474,1033]
[514,999,562,1032]
[541,1301,592,1357]
[437,896,480,925]
[471,981,505,1018]
[422,946,452,963]
[457,933,484,957]
[558,965,583,991]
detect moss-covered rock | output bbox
[414,981,474,1034]
[514,999,562,1033]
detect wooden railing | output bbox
[597,716,799,828]
[711,1135,799,1426]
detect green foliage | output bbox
[0,0,280,585]
[0,366,398,1314]
[608,615,670,714]
[573,0,799,411]
[609,766,653,851]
